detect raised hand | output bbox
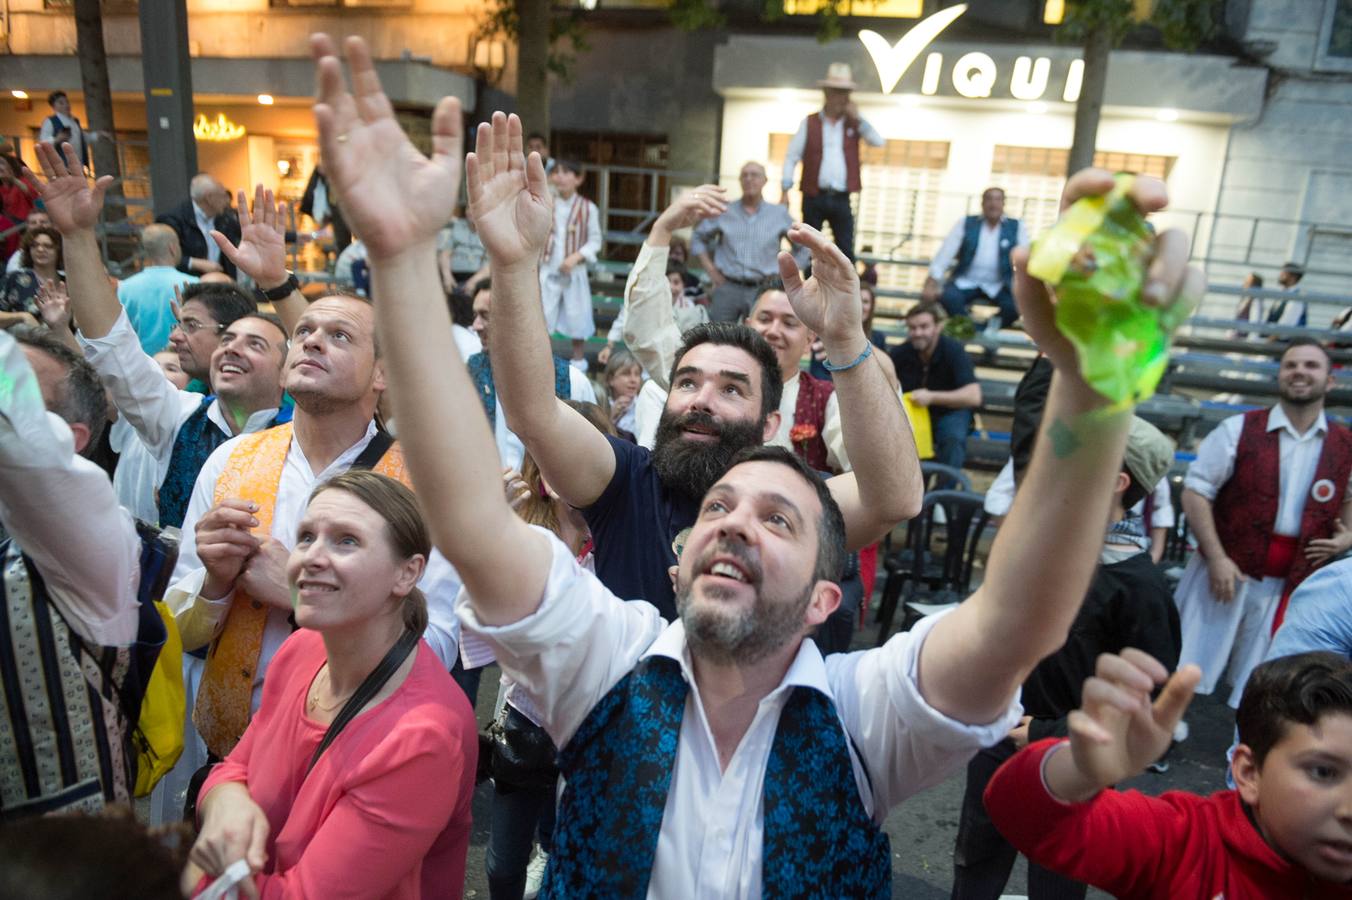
[213,185,288,288]
[652,185,727,240]
[1049,649,1200,802]
[465,111,553,273]
[34,278,73,331]
[30,142,113,234]
[311,34,462,260]
[1012,169,1203,381]
[778,223,863,351]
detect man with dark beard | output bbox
[307,49,1202,894]
[1176,337,1352,708]
[470,114,921,621]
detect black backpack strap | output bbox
[307,627,419,774]
[350,429,394,471]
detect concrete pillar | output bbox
[139,0,197,216]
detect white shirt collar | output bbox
[192,201,213,225]
[205,399,282,436]
[1268,404,1328,439]
[641,618,834,703]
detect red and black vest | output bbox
[1212,408,1352,594]
[790,372,837,474]
[800,113,862,197]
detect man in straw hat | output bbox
[780,63,884,263]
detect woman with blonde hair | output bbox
[185,471,478,899]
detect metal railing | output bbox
[576,161,1352,282]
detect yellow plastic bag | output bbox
[133,600,185,797]
[902,394,934,459]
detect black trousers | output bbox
[802,191,856,262]
[951,739,1087,900]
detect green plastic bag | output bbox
[1028,174,1192,406]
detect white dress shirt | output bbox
[193,202,221,265]
[38,111,92,165]
[1184,405,1347,537]
[781,114,885,193]
[0,330,140,646]
[1268,290,1308,328]
[164,421,463,712]
[928,217,1030,297]
[459,531,1021,900]
[986,458,1175,527]
[79,309,279,523]
[5,250,20,274]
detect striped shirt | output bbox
[691,198,795,282]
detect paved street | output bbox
[458,623,1239,899]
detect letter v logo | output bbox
[859,4,967,94]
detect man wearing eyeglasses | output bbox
[31,143,290,529]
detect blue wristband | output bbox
[821,341,873,372]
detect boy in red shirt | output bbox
[986,649,1352,899]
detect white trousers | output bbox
[1174,553,1283,708]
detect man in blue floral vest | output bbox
[310,39,1201,899]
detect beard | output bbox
[677,539,812,666]
[651,407,766,499]
[1279,382,1326,408]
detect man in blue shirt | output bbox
[890,301,982,470]
[117,223,199,355]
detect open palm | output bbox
[778,223,862,345]
[465,112,553,270]
[214,185,287,286]
[31,142,110,233]
[311,34,462,259]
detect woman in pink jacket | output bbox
[185,471,477,899]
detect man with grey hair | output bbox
[692,162,797,322]
[117,223,199,355]
[156,173,241,278]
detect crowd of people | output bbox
[1,32,1351,900]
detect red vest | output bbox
[1212,408,1352,595]
[790,371,837,474]
[800,113,862,197]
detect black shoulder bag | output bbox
[185,628,419,821]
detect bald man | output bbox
[117,223,200,354]
[692,161,797,322]
[156,173,241,278]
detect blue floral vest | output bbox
[541,655,892,898]
[955,215,1019,286]
[466,351,574,430]
[156,396,293,529]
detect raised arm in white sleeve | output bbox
[621,242,682,391]
[79,309,201,457]
[0,329,139,646]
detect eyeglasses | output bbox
[172,317,225,336]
